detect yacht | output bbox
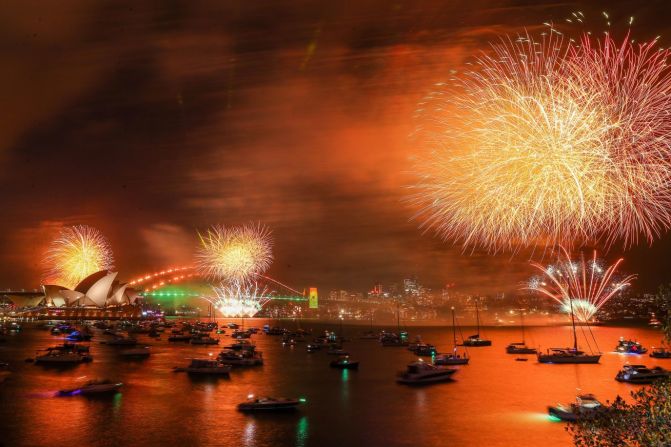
[615,364,670,384]
[380,332,409,347]
[461,302,491,347]
[435,308,470,365]
[397,360,457,385]
[103,335,138,347]
[548,394,604,422]
[119,347,151,359]
[168,333,191,342]
[505,310,537,354]
[615,338,647,354]
[190,335,219,345]
[650,347,671,359]
[225,340,254,351]
[538,297,601,364]
[218,349,264,366]
[58,380,123,396]
[329,356,359,370]
[237,395,305,412]
[174,359,232,375]
[35,350,92,365]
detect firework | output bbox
[43,225,115,288]
[196,223,273,283]
[527,247,635,322]
[211,281,270,318]
[411,25,671,252]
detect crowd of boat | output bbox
[1,313,670,417]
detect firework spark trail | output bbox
[411,26,671,252]
[196,223,273,283]
[211,280,270,318]
[527,247,636,322]
[43,225,115,288]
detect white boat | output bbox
[548,394,603,421]
[174,359,232,375]
[237,395,305,412]
[397,360,457,385]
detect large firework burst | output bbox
[43,225,115,288]
[411,23,671,252]
[527,247,636,322]
[196,223,273,283]
[210,281,270,318]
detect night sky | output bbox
[2,0,671,294]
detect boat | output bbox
[461,302,491,347]
[359,331,378,340]
[119,347,151,359]
[35,350,92,364]
[232,330,251,339]
[649,313,662,327]
[227,322,239,329]
[66,330,93,342]
[506,311,537,354]
[538,348,601,364]
[168,334,191,342]
[237,395,305,412]
[538,296,601,364]
[615,364,671,384]
[380,332,408,347]
[58,380,123,396]
[47,342,89,353]
[218,349,263,366]
[435,308,470,365]
[397,360,457,385]
[225,340,254,351]
[103,335,138,346]
[548,394,604,422]
[326,347,349,356]
[174,359,232,375]
[615,337,647,354]
[190,335,219,345]
[330,355,359,369]
[650,347,671,359]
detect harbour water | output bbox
[0,321,666,447]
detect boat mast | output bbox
[396,298,400,333]
[451,307,457,353]
[475,300,481,336]
[520,310,525,344]
[568,295,578,351]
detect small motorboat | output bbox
[515,357,528,362]
[168,334,191,342]
[506,343,537,354]
[35,350,92,365]
[174,359,232,375]
[103,336,138,347]
[58,380,123,396]
[548,394,603,422]
[433,353,469,366]
[615,338,647,354]
[225,340,254,351]
[227,322,239,329]
[306,344,321,353]
[615,364,671,384]
[66,330,93,342]
[397,360,456,385]
[326,347,349,356]
[119,347,151,359]
[190,335,219,345]
[218,350,264,367]
[650,347,671,359]
[237,394,306,412]
[330,356,359,370]
[412,344,438,357]
[232,330,251,339]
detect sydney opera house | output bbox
[3,271,146,319]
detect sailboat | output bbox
[538,296,601,364]
[506,310,537,354]
[461,301,491,347]
[435,307,469,365]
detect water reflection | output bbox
[296,416,308,447]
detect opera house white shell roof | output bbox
[42,270,141,308]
